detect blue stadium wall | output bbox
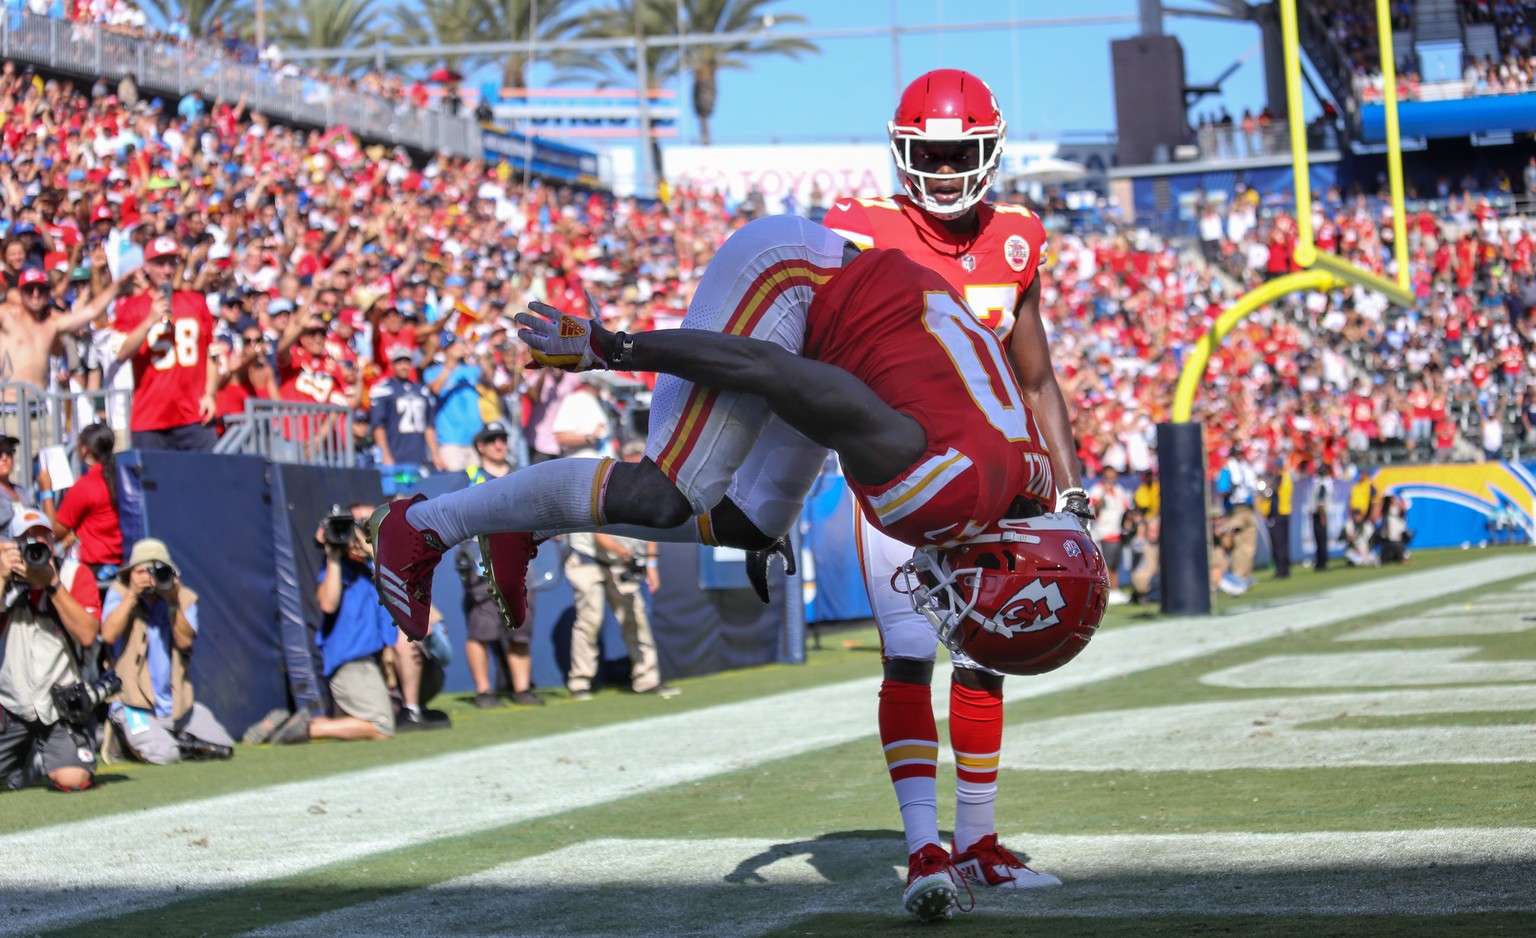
[1359,92,1536,144]
[1128,163,1341,236]
[115,453,794,734]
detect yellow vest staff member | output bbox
[1261,458,1294,579]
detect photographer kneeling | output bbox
[271,504,398,744]
[102,539,235,763]
[0,509,103,792]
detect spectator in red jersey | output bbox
[113,237,218,451]
[276,305,349,409]
[39,423,122,586]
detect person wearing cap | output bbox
[274,303,348,407]
[0,508,103,792]
[369,345,438,472]
[113,237,219,451]
[457,421,543,707]
[0,266,128,408]
[101,538,234,763]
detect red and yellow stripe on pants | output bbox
[652,260,833,485]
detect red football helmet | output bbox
[897,513,1108,676]
[888,69,1006,218]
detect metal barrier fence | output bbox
[0,381,134,503]
[215,398,356,467]
[0,12,482,157]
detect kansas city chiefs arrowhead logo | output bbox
[559,316,588,338]
[986,578,1067,636]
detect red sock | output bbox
[950,681,1003,854]
[879,679,940,856]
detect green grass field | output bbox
[2,548,1533,937]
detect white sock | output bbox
[407,458,605,547]
[892,777,941,856]
[953,780,997,855]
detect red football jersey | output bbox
[804,248,1054,547]
[822,195,1047,336]
[114,290,215,432]
[280,346,349,406]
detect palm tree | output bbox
[267,0,385,70]
[679,0,815,146]
[563,0,815,145]
[137,0,253,38]
[388,0,586,89]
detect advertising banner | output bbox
[663,144,892,214]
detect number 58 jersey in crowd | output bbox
[804,246,1054,548]
[822,195,1048,337]
[113,289,215,432]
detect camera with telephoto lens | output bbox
[150,561,176,592]
[51,670,121,728]
[17,534,53,570]
[323,505,359,548]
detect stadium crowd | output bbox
[1317,0,1536,100]
[1,49,1532,501]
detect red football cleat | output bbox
[903,843,960,922]
[950,834,1062,889]
[478,532,539,629]
[367,494,449,640]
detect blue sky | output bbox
[566,0,1281,147]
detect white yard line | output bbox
[0,554,1530,936]
[1340,612,1534,641]
[250,828,1536,938]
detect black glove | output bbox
[1058,487,1095,528]
[745,535,797,605]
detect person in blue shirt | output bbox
[270,504,398,743]
[102,539,235,763]
[176,92,204,123]
[370,347,439,471]
[422,335,488,471]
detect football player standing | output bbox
[822,69,1093,922]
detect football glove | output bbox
[516,302,609,371]
[1057,487,1095,529]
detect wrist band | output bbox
[609,331,635,371]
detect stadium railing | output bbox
[0,381,133,504]
[214,398,355,468]
[0,11,481,157]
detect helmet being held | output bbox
[888,68,1006,218]
[896,513,1108,676]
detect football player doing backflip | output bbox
[366,224,1107,904]
[820,68,1095,921]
